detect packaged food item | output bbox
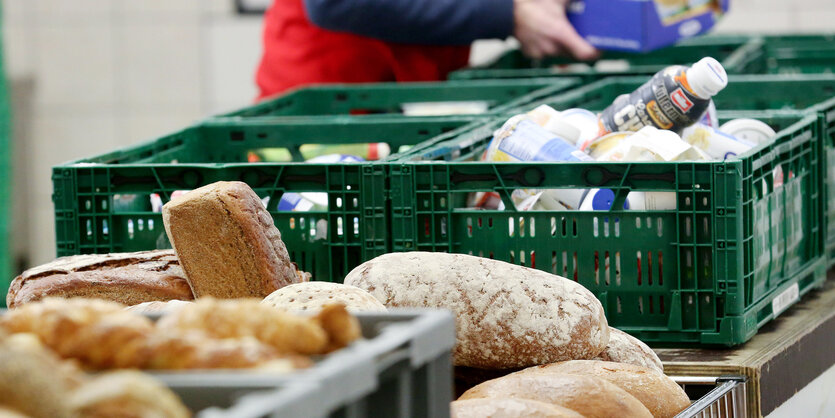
[598,57,728,135]
[719,118,777,145]
[277,154,364,212]
[401,101,489,116]
[555,108,600,146]
[595,126,705,162]
[257,143,389,162]
[699,100,719,128]
[486,119,586,163]
[579,189,677,211]
[681,123,756,160]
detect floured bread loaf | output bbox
[125,300,193,315]
[344,252,609,369]
[514,360,690,418]
[451,398,584,418]
[162,181,300,298]
[262,282,386,313]
[594,327,663,372]
[458,372,651,418]
[6,250,193,308]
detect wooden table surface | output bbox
[657,268,835,417]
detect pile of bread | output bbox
[3,181,690,417]
[342,252,691,418]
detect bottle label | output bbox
[600,66,710,134]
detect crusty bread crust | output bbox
[459,372,652,418]
[262,282,386,313]
[6,250,193,309]
[162,181,299,298]
[451,398,584,418]
[344,252,609,369]
[514,360,690,418]
[594,327,663,372]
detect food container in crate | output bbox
[51,115,483,282]
[154,310,456,418]
[217,78,580,118]
[387,109,827,346]
[449,35,758,82]
[502,74,835,268]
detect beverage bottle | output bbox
[598,57,728,135]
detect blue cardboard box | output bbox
[567,0,730,52]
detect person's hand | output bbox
[513,0,598,60]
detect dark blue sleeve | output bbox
[303,0,514,45]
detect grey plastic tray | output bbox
[153,309,456,418]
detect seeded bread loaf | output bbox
[458,372,652,418]
[262,282,386,313]
[344,252,609,369]
[162,181,299,298]
[514,360,690,418]
[6,250,193,309]
[451,398,584,418]
[594,327,663,372]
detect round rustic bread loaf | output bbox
[344,252,609,369]
[0,336,73,418]
[451,398,584,418]
[458,372,651,418]
[262,282,386,312]
[514,360,690,418]
[594,327,663,372]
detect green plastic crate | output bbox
[449,35,760,82]
[505,74,835,115]
[741,34,835,75]
[52,115,473,282]
[387,110,828,346]
[218,79,580,118]
[806,97,835,267]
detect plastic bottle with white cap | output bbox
[597,57,728,136]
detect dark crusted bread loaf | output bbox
[162,181,299,298]
[6,250,193,308]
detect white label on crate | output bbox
[772,282,800,318]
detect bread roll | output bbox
[344,252,609,369]
[6,250,193,308]
[459,372,651,418]
[594,327,663,372]
[162,181,299,298]
[126,300,192,315]
[0,335,74,418]
[262,282,386,313]
[0,298,154,369]
[68,371,190,418]
[515,360,690,418]
[451,398,583,418]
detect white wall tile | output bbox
[3,24,35,78]
[713,10,796,33]
[2,0,29,23]
[27,110,119,265]
[794,10,835,32]
[32,24,116,106]
[205,17,262,109]
[119,0,202,15]
[117,22,202,107]
[30,0,114,24]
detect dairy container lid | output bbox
[542,118,582,144]
[686,57,728,99]
[719,119,776,145]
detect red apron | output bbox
[255,0,471,100]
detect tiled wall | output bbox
[3,1,834,270]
